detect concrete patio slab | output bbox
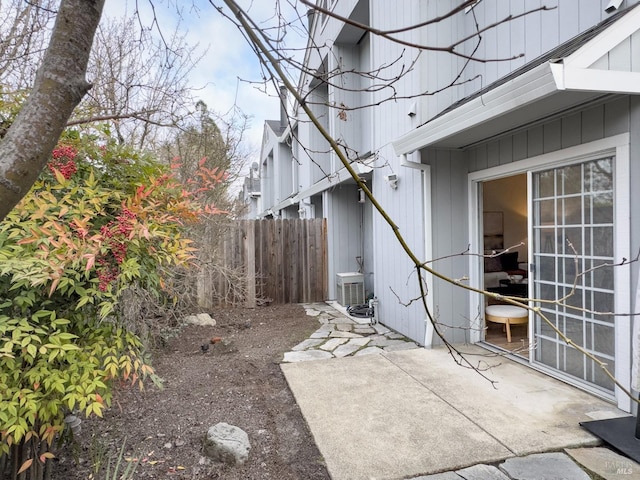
[387,347,624,455]
[282,352,512,480]
[281,346,627,480]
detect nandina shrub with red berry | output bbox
[48,144,78,179]
[0,129,225,478]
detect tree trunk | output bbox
[0,0,105,221]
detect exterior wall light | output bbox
[384,174,399,189]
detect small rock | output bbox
[203,422,251,466]
[174,439,186,447]
[184,313,216,326]
[164,442,173,449]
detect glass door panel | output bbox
[531,158,615,392]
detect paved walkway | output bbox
[281,303,640,480]
[282,302,420,363]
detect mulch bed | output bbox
[52,303,331,480]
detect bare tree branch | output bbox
[300,0,555,62]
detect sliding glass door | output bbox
[531,157,616,393]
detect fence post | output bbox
[244,220,256,308]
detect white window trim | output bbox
[468,133,631,411]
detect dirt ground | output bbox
[52,303,331,480]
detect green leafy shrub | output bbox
[0,129,224,476]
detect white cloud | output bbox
[102,0,298,167]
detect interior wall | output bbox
[482,174,528,263]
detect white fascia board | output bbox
[392,63,557,155]
[292,162,373,203]
[567,4,640,68]
[551,64,640,95]
[280,118,296,142]
[272,195,297,212]
[400,153,429,171]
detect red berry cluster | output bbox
[48,144,79,179]
[115,207,136,237]
[48,159,77,179]
[111,241,128,265]
[96,261,118,292]
[100,223,114,238]
[52,144,78,160]
[95,206,138,291]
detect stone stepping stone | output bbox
[565,447,640,479]
[319,338,349,351]
[457,464,510,479]
[282,350,334,362]
[387,332,407,339]
[329,317,356,325]
[372,324,391,334]
[354,346,385,356]
[336,323,354,332]
[329,331,362,338]
[500,452,590,480]
[354,327,376,335]
[333,338,371,357]
[291,339,325,351]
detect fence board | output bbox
[198,219,327,306]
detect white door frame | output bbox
[468,133,631,411]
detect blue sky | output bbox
[103,0,303,171]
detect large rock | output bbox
[203,423,251,465]
[184,313,216,326]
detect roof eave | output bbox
[392,62,640,155]
[392,63,557,155]
[393,4,640,155]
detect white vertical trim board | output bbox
[468,179,483,344]
[526,171,534,352]
[614,140,632,412]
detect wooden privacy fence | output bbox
[197,218,328,307]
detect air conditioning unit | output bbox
[336,272,365,307]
